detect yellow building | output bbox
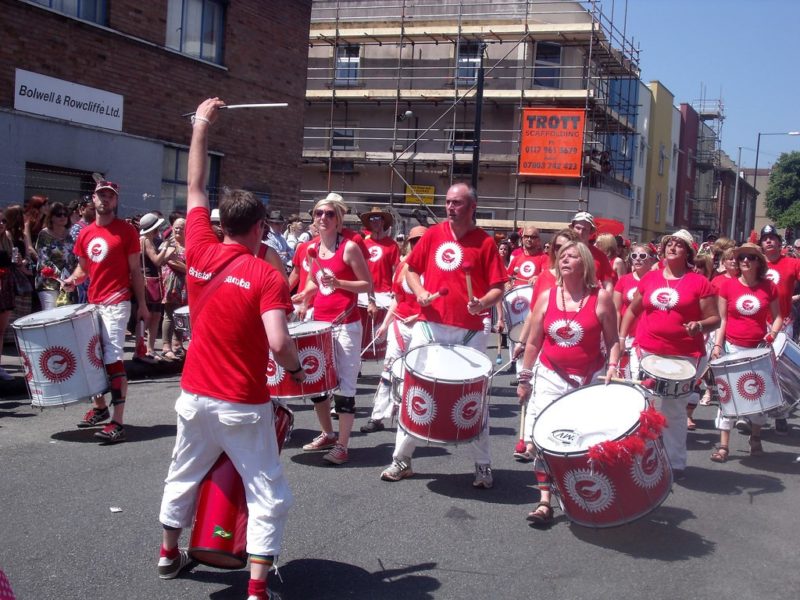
[642,81,676,241]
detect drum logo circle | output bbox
[737,371,765,401]
[299,347,325,384]
[518,260,536,279]
[314,268,335,296]
[21,351,33,381]
[434,242,462,272]
[266,358,284,386]
[39,346,77,383]
[631,440,664,489]
[510,296,529,315]
[548,319,584,348]
[87,237,109,263]
[406,386,435,426]
[563,468,615,513]
[452,392,482,430]
[715,377,732,404]
[650,287,679,311]
[765,268,780,284]
[368,245,383,263]
[87,334,103,369]
[735,294,761,316]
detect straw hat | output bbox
[359,206,394,230]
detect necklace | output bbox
[560,285,587,329]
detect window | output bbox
[335,44,360,86]
[166,0,225,64]
[331,127,356,150]
[635,187,642,217]
[449,130,475,152]
[533,42,562,88]
[329,159,356,173]
[655,192,662,224]
[668,188,675,220]
[30,0,106,23]
[658,143,665,175]
[456,42,482,84]
[161,146,220,212]
[638,138,646,168]
[672,144,678,172]
[25,163,95,205]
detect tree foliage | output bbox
[765,151,800,228]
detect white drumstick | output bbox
[182,103,288,117]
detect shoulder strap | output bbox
[191,253,249,322]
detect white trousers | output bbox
[159,391,292,556]
[332,320,362,397]
[371,319,413,421]
[391,321,491,465]
[96,301,131,364]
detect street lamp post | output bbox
[751,130,800,208]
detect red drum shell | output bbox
[188,401,293,569]
[267,321,336,400]
[359,305,388,360]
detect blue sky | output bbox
[625,0,800,168]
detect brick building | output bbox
[0,0,312,215]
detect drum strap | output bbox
[462,330,477,345]
[420,321,433,343]
[191,254,249,323]
[393,320,406,353]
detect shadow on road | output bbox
[50,423,176,444]
[425,468,536,505]
[677,466,785,496]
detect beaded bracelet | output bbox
[191,115,210,126]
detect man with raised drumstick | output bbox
[156,98,305,600]
[379,182,507,488]
[62,180,149,443]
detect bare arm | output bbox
[711,296,727,359]
[143,237,174,268]
[128,253,150,323]
[618,292,642,340]
[597,289,621,381]
[187,98,225,214]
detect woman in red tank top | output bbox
[516,241,621,526]
[295,196,372,466]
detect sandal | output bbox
[161,350,178,361]
[687,417,697,431]
[710,445,729,463]
[749,436,764,456]
[526,502,553,526]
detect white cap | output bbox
[210,208,220,223]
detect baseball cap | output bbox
[571,211,595,229]
[94,180,119,196]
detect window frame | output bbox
[330,125,357,150]
[449,129,475,153]
[166,0,226,65]
[29,0,107,24]
[334,44,361,87]
[161,145,220,212]
[455,41,482,85]
[533,41,562,88]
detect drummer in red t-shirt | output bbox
[62,180,149,443]
[569,211,614,293]
[506,225,546,289]
[619,229,720,478]
[516,240,621,525]
[156,99,305,599]
[709,243,782,462]
[360,206,400,310]
[614,243,655,377]
[379,183,507,489]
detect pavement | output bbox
[2,340,800,600]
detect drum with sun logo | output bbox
[502,284,533,343]
[533,382,672,528]
[771,332,800,412]
[399,343,492,444]
[12,304,108,408]
[357,292,392,360]
[266,320,336,400]
[709,347,786,418]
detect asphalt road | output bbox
[2,345,800,600]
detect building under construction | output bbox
[301,0,641,235]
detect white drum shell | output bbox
[173,306,191,338]
[639,355,697,397]
[772,332,800,411]
[709,347,786,418]
[13,305,109,407]
[502,285,533,343]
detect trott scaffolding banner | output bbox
[519,108,585,178]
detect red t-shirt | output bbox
[765,255,800,318]
[182,207,292,404]
[615,272,642,336]
[589,243,614,286]
[74,219,139,304]
[364,236,399,293]
[392,263,418,321]
[540,286,604,377]
[342,227,370,260]
[634,269,716,358]
[292,238,315,292]
[531,268,556,304]
[406,221,507,331]
[507,253,547,287]
[310,237,360,324]
[718,277,777,347]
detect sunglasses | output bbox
[314,209,337,219]
[368,215,383,221]
[630,252,649,260]
[738,255,758,262]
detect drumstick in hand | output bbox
[305,246,324,273]
[427,287,449,302]
[462,262,474,299]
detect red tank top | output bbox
[311,236,359,323]
[540,286,604,378]
[391,263,418,321]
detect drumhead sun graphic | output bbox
[735,294,761,316]
[518,260,536,278]
[434,242,463,272]
[87,334,103,370]
[737,371,766,401]
[299,347,326,384]
[510,296,529,315]
[266,358,285,386]
[563,468,615,513]
[20,351,32,381]
[39,346,77,383]
[87,237,109,263]
[715,377,732,404]
[547,319,584,348]
[649,287,679,311]
[406,386,435,426]
[451,392,482,430]
[630,440,665,489]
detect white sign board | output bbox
[14,69,123,131]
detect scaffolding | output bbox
[690,94,725,234]
[301,0,640,233]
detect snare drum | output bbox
[772,332,800,410]
[639,355,697,397]
[267,321,336,400]
[173,306,191,339]
[390,357,405,405]
[399,344,492,445]
[13,305,109,407]
[533,382,672,528]
[189,400,294,569]
[358,292,392,360]
[709,347,786,418]
[502,285,533,343]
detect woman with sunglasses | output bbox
[297,196,372,465]
[34,202,71,310]
[614,244,654,378]
[709,243,782,462]
[619,230,719,479]
[361,225,427,434]
[516,240,621,525]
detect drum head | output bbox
[174,306,190,317]
[533,383,646,454]
[709,346,772,367]
[640,355,696,380]
[404,344,492,383]
[773,332,790,357]
[13,304,91,328]
[390,358,405,380]
[289,320,332,336]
